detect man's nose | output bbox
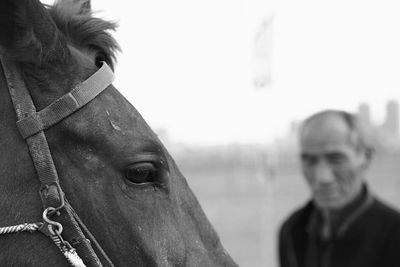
[314,162,335,184]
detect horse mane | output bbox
[48,0,120,68]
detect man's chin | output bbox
[314,197,345,210]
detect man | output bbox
[279,110,400,267]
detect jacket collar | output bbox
[306,184,374,240]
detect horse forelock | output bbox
[48,0,120,69]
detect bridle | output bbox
[0,56,115,267]
[0,56,116,267]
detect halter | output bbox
[0,56,116,267]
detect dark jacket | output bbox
[279,190,400,267]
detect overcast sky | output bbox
[42,0,400,145]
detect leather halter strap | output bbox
[16,62,114,139]
[1,56,115,267]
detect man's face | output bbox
[300,115,369,210]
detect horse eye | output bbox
[125,162,157,184]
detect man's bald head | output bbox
[300,110,374,158]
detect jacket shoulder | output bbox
[369,198,400,223]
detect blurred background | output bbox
[44,0,400,266]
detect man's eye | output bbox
[327,154,346,164]
[301,155,317,166]
[125,162,157,184]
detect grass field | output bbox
[174,150,400,267]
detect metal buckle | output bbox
[39,182,65,216]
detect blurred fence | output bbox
[169,144,400,267]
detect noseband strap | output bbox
[1,56,115,267]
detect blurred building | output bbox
[383,100,399,136]
[358,102,371,127]
[357,100,400,153]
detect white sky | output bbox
[42,0,400,145]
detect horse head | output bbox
[0,0,237,266]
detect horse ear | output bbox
[60,0,91,15]
[0,0,67,64]
[76,0,91,14]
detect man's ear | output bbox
[0,0,67,64]
[365,147,374,164]
[360,147,374,169]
